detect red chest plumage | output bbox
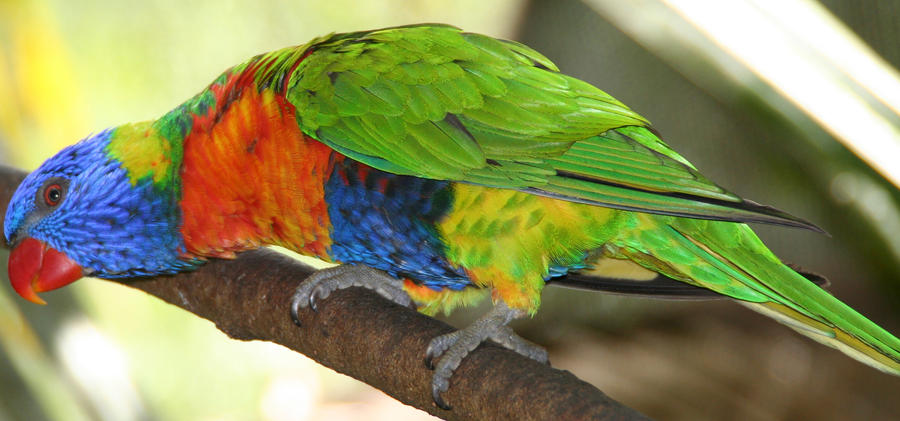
[179,86,337,260]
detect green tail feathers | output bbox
[613,215,900,375]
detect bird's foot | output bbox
[290,264,413,325]
[424,301,546,410]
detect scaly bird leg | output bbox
[290,268,547,410]
[290,264,413,325]
[424,301,548,410]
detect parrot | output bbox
[4,24,900,409]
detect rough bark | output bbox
[0,165,649,421]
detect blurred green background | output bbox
[1,0,900,420]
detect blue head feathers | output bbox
[4,129,197,278]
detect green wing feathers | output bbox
[281,24,817,229]
[534,127,819,229]
[615,217,900,374]
[286,24,645,179]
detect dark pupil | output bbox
[45,186,62,205]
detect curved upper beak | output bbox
[8,237,84,304]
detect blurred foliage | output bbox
[2,0,900,420]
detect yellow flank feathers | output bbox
[403,280,490,316]
[437,183,624,313]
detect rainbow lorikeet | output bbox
[4,24,900,409]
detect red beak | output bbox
[8,238,84,304]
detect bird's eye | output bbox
[35,177,69,210]
[43,184,64,206]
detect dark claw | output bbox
[290,297,302,327]
[424,342,440,370]
[309,292,319,313]
[433,388,452,410]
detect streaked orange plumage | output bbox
[180,87,337,259]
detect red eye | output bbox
[44,184,63,206]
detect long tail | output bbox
[608,215,900,375]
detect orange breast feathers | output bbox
[179,87,337,259]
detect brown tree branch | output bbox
[0,165,650,421]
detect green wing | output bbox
[285,24,818,230]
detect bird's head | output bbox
[4,124,197,304]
